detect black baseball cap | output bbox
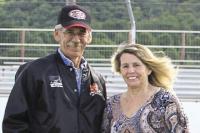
[57,5,91,30]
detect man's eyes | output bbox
[64,30,86,36]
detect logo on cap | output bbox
[69,9,86,20]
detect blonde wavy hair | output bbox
[111,43,177,90]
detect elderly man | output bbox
[3,5,107,133]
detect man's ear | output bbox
[86,31,92,44]
[53,30,60,42]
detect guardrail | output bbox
[0,44,200,68]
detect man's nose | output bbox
[71,34,81,42]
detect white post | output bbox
[66,0,76,5]
[126,0,136,44]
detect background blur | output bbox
[0,0,200,132]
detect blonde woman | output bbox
[101,43,189,133]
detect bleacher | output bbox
[0,65,200,101]
[93,67,200,101]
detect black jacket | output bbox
[3,52,107,133]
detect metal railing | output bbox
[0,28,200,68]
[0,28,200,101]
[0,44,200,68]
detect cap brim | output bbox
[63,23,91,30]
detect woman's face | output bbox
[119,53,151,88]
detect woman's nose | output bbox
[128,66,135,73]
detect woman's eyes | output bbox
[122,65,128,68]
[121,64,141,68]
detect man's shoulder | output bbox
[26,53,60,69]
[21,53,57,72]
[15,53,60,80]
[33,53,56,64]
[88,65,103,78]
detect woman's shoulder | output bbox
[151,88,180,108]
[107,93,122,104]
[155,88,178,99]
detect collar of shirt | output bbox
[58,48,88,94]
[58,48,87,69]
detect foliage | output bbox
[1,0,200,30]
[0,0,200,62]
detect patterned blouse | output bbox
[101,89,189,133]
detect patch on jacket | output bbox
[49,76,63,87]
[90,83,102,96]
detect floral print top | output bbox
[101,89,189,133]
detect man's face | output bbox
[55,27,92,59]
